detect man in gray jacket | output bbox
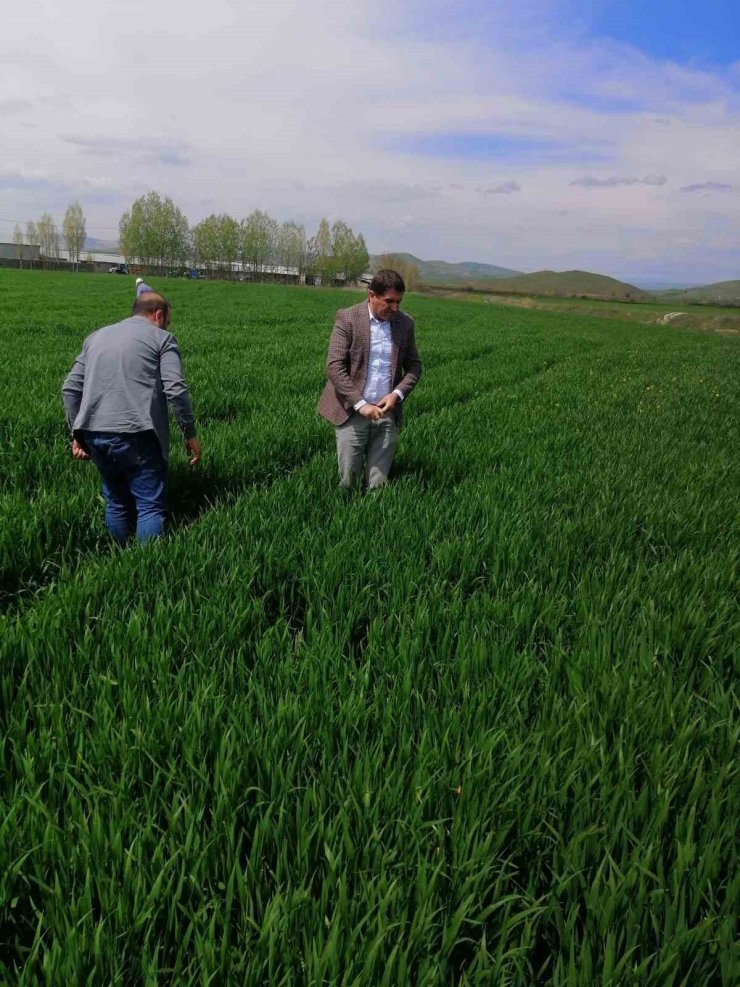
[62,292,201,543]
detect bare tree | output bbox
[13,224,24,269]
[307,218,332,284]
[62,201,86,272]
[26,221,38,269]
[276,221,306,280]
[303,234,318,283]
[37,213,59,269]
[377,253,421,291]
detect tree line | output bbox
[13,202,87,271]
[11,191,369,284]
[119,192,369,282]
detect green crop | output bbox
[1,270,738,984]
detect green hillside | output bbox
[477,269,646,300]
[657,280,740,306]
[371,253,522,285]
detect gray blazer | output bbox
[317,302,422,426]
[62,315,196,460]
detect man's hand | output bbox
[71,438,89,460]
[358,403,383,422]
[186,437,202,465]
[376,392,400,415]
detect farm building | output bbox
[0,242,41,265]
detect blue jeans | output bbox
[81,431,167,543]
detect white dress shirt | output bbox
[354,307,405,411]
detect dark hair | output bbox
[132,292,171,319]
[369,269,405,295]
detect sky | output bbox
[2,0,739,284]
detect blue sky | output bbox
[387,134,613,164]
[403,0,739,68]
[582,0,738,67]
[1,0,739,283]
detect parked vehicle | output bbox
[108,264,128,275]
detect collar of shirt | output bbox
[368,305,390,328]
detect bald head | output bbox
[132,291,171,326]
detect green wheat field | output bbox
[1,270,738,984]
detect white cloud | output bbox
[679,182,732,193]
[1,0,739,281]
[476,182,521,194]
[0,99,33,116]
[571,175,667,188]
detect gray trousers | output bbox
[335,413,399,489]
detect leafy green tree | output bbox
[330,222,369,284]
[240,210,278,276]
[191,214,239,278]
[117,195,368,285]
[329,220,353,282]
[191,215,219,276]
[119,191,189,273]
[347,233,370,283]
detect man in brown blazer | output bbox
[318,268,422,489]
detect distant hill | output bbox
[656,280,740,306]
[475,269,646,300]
[631,280,701,291]
[371,256,646,299]
[84,236,120,254]
[371,253,522,286]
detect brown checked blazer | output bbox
[317,301,422,426]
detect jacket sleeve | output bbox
[326,311,364,408]
[160,334,197,439]
[62,343,87,430]
[396,318,422,398]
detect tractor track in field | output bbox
[413,353,572,420]
[1,356,575,618]
[0,446,332,618]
